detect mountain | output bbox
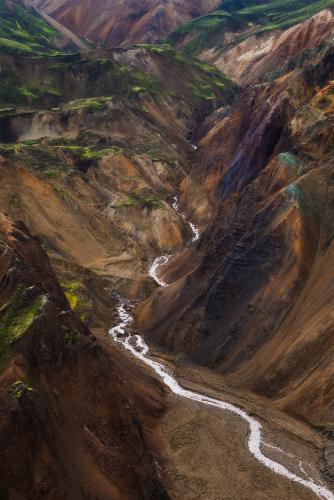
[168,0,334,84]
[137,11,334,431]
[0,210,170,498]
[31,0,222,47]
[0,0,88,54]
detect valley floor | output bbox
[106,337,330,499]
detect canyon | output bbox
[1,0,334,498]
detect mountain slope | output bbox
[0,37,236,329]
[0,210,168,499]
[30,0,222,47]
[168,0,334,84]
[136,19,334,432]
[0,0,87,55]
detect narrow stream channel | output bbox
[109,197,334,500]
[149,196,199,286]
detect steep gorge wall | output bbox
[137,31,334,427]
[0,213,168,499]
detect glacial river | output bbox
[109,197,334,500]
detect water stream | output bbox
[109,197,334,500]
[149,196,199,286]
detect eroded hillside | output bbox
[137,15,334,434]
[0,211,171,499]
[0,38,235,329]
[168,0,334,85]
[30,0,222,47]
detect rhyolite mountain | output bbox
[0,0,89,53]
[0,210,170,499]
[30,0,222,46]
[138,7,334,428]
[168,0,334,84]
[2,0,334,497]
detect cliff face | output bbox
[0,212,168,499]
[30,0,221,47]
[137,23,334,427]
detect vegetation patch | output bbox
[62,97,112,112]
[136,144,165,161]
[193,83,216,100]
[53,187,70,200]
[9,195,21,210]
[63,328,77,346]
[266,66,285,82]
[0,66,62,106]
[0,2,62,56]
[114,191,162,210]
[167,0,334,57]
[0,140,123,175]
[167,12,239,57]
[0,286,47,369]
[0,142,68,176]
[135,43,236,102]
[53,144,123,172]
[277,152,305,173]
[61,279,91,322]
[0,106,16,117]
[286,183,316,215]
[10,380,35,399]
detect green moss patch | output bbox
[166,12,238,57]
[0,286,47,369]
[58,145,122,161]
[167,0,334,57]
[0,140,124,176]
[62,97,112,112]
[0,142,69,177]
[135,44,236,102]
[114,192,162,210]
[0,66,62,106]
[277,152,305,173]
[10,380,35,399]
[61,279,91,322]
[0,2,63,56]
[9,195,21,210]
[286,183,316,215]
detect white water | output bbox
[109,197,334,500]
[149,196,199,286]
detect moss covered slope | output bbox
[167,0,334,56]
[0,1,63,55]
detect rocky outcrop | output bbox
[0,212,169,499]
